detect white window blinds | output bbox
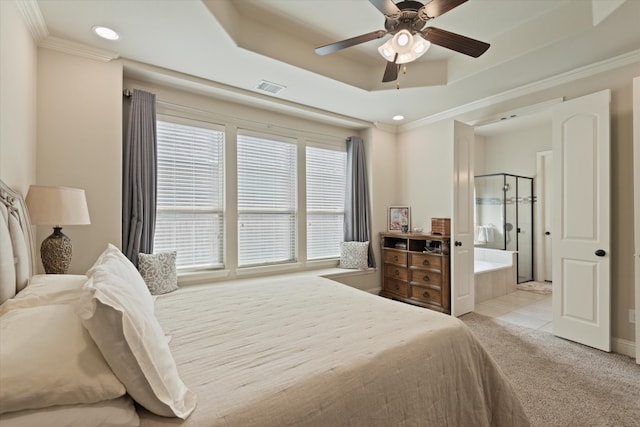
[237,131,297,267]
[154,119,225,269]
[306,145,347,259]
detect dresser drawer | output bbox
[409,253,442,271]
[384,250,407,267]
[383,278,409,297]
[410,269,442,287]
[410,286,442,306]
[384,264,408,281]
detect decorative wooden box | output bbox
[431,218,451,236]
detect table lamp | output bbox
[25,185,90,274]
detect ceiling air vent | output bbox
[255,80,286,94]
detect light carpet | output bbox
[461,312,640,427]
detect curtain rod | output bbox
[122,88,355,142]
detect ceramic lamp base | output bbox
[41,226,72,274]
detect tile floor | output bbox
[473,289,553,332]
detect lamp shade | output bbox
[26,185,91,226]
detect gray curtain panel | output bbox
[122,89,157,265]
[345,136,376,268]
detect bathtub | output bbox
[474,248,517,303]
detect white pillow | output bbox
[77,273,196,419]
[87,244,154,313]
[0,396,140,427]
[339,241,370,269]
[138,251,178,295]
[0,275,88,316]
[0,305,126,414]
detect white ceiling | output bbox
[34,0,640,127]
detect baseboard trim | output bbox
[612,337,636,359]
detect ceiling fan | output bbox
[315,0,490,83]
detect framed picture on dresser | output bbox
[388,206,410,232]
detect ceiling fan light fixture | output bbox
[391,30,413,52]
[378,40,395,60]
[378,31,431,64]
[395,30,411,47]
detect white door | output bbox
[552,90,611,352]
[452,120,475,317]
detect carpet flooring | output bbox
[460,312,640,427]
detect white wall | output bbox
[36,49,123,274]
[0,1,37,195]
[362,125,398,291]
[479,123,551,177]
[397,120,454,233]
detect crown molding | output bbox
[39,36,120,62]
[401,49,640,132]
[16,0,48,43]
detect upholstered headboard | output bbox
[0,179,35,303]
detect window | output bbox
[154,118,224,269]
[237,131,297,267]
[306,145,347,259]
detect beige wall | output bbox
[396,120,454,233]
[362,126,398,292]
[397,62,640,344]
[36,49,123,274]
[0,1,37,195]
[479,123,551,177]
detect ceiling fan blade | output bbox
[369,0,401,17]
[421,27,490,57]
[422,0,468,18]
[315,30,387,55]
[382,54,400,82]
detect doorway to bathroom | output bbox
[474,173,534,283]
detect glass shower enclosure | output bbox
[474,173,534,283]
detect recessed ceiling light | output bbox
[392,115,404,121]
[92,26,119,41]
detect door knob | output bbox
[595,249,606,257]
[454,241,462,247]
[545,231,551,235]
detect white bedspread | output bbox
[139,275,529,426]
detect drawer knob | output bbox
[423,290,430,298]
[422,259,430,266]
[394,269,400,276]
[393,255,399,262]
[394,283,400,291]
[423,275,430,282]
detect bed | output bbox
[0,179,530,426]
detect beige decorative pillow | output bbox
[0,305,126,414]
[138,251,178,295]
[339,241,369,270]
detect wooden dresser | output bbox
[379,232,451,314]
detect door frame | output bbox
[633,76,639,363]
[535,150,553,282]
